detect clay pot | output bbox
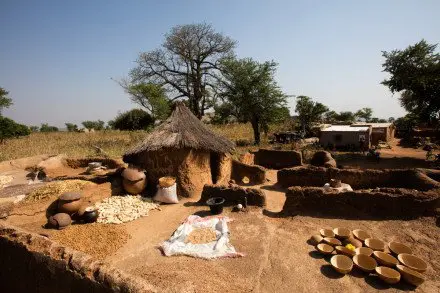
[310,235,324,245]
[388,241,412,256]
[335,246,356,257]
[333,227,351,239]
[353,254,377,273]
[320,228,335,238]
[82,207,99,223]
[396,265,425,286]
[375,266,401,284]
[373,251,399,267]
[352,229,371,242]
[122,167,147,194]
[343,237,363,248]
[316,243,334,255]
[355,247,374,256]
[48,213,71,229]
[58,192,82,214]
[397,253,428,273]
[365,238,385,251]
[331,255,353,274]
[323,237,342,247]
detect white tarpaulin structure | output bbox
[161,215,244,259]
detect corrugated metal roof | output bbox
[352,122,392,128]
[322,125,370,132]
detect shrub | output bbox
[0,116,31,143]
[40,123,59,132]
[112,109,154,131]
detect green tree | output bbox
[0,87,13,115]
[29,125,39,132]
[218,58,288,144]
[129,23,236,118]
[112,109,154,130]
[65,123,78,132]
[388,117,395,123]
[324,110,338,123]
[336,111,357,123]
[295,96,329,134]
[40,123,59,132]
[382,40,440,124]
[0,116,30,143]
[120,82,171,121]
[81,120,105,131]
[355,107,373,122]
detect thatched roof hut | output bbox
[123,102,235,198]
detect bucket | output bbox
[206,197,225,215]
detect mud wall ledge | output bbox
[199,184,266,207]
[0,223,156,293]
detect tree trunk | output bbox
[251,118,261,145]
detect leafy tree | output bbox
[119,82,171,121]
[0,87,13,115]
[0,116,31,143]
[382,40,440,124]
[211,102,239,124]
[65,123,78,132]
[295,96,329,134]
[388,117,395,123]
[112,109,154,131]
[355,107,373,122]
[324,110,338,123]
[81,120,105,131]
[40,123,59,132]
[218,58,288,144]
[129,23,236,118]
[29,125,39,132]
[370,117,387,123]
[336,111,357,123]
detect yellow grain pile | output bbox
[185,228,218,244]
[26,180,95,201]
[0,175,13,189]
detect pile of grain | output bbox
[185,228,218,244]
[51,223,129,260]
[95,195,159,224]
[0,175,13,189]
[26,180,95,201]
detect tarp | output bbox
[161,215,244,259]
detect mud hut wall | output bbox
[215,153,232,185]
[320,129,371,148]
[282,187,440,219]
[239,152,255,165]
[179,150,213,198]
[0,223,155,293]
[231,160,267,184]
[252,149,302,169]
[131,149,212,198]
[199,184,266,207]
[278,167,440,191]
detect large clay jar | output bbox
[122,167,147,194]
[58,192,82,214]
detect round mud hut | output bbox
[123,102,235,198]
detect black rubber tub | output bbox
[206,197,225,215]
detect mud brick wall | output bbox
[199,184,266,207]
[0,223,156,293]
[278,167,440,191]
[231,160,266,184]
[252,149,302,169]
[282,186,440,219]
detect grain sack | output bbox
[154,183,179,204]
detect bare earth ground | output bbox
[2,168,439,293]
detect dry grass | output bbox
[0,123,287,162]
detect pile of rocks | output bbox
[95,196,159,224]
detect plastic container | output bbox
[206,197,225,215]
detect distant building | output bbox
[320,125,372,149]
[352,122,395,145]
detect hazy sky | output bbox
[1,0,439,127]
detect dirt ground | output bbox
[1,150,439,292]
[334,138,436,169]
[2,169,439,293]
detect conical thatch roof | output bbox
[124,102,235,159]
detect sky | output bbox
[1,0,439,128]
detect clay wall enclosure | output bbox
[278,166,440,191]
[0,223,156,293]
[248,149,303,169]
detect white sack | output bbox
[154,183,179,204]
